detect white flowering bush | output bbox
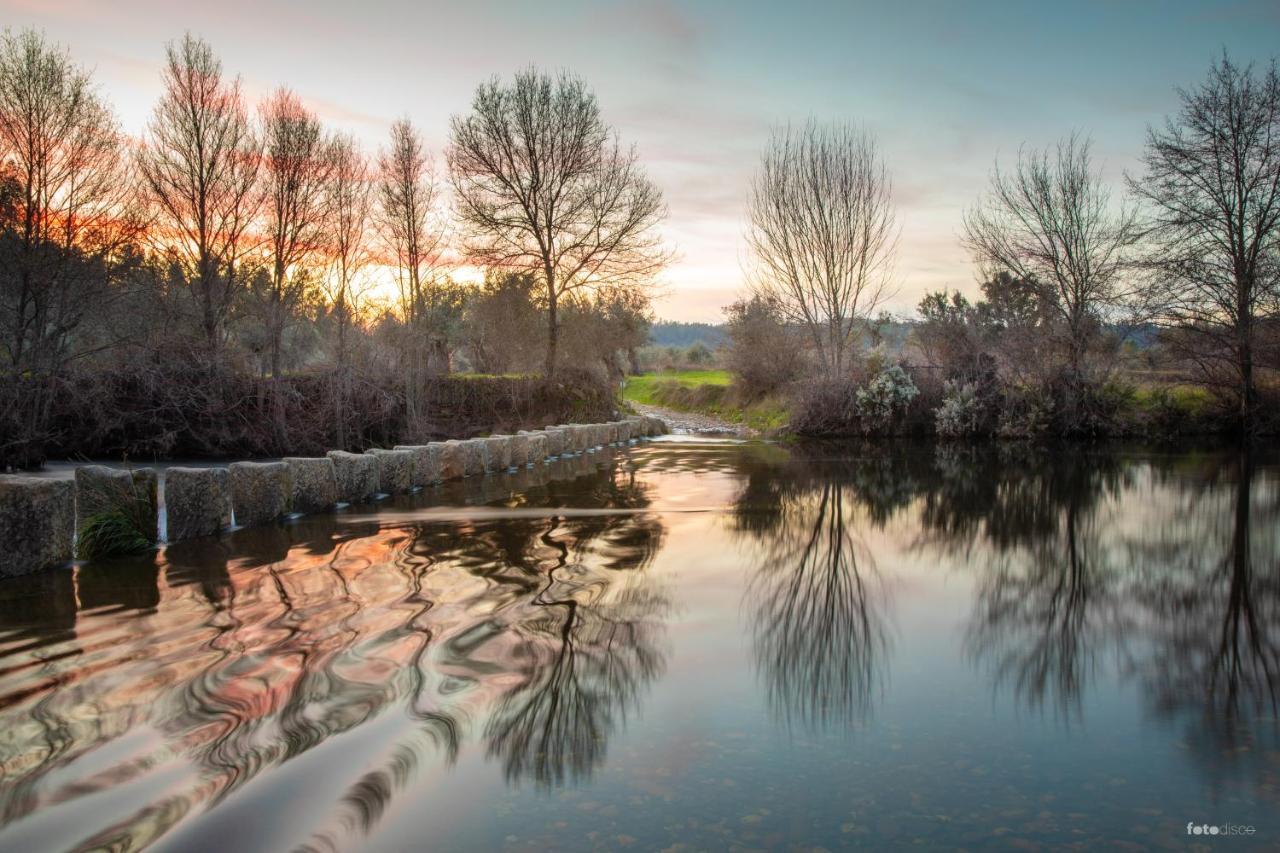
[854,363,919,433]
[935,380,985,438]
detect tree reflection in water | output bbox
[919,443,1280,792]
[1128,450,1280,795]
[734,447,893,731]
[937,447,1134,716]
[0,450,669,851]
[482,467,670,788]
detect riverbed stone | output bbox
[327,450,380,502]
[394,445,442,487]
[438,441,466,480]
[483,435,513,471]
[0,477,75,577]
[460,439,487,476]
[616,420,634,442]
[165,467,232,541]
[368,448,413,495]
[229,461,291,527]
[75,465,159,542]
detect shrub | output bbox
[725,295,804,397]
[935,380,986,438]
[685,342,714,365]
[996,385,1054,438]
[854,363,919,433]
[790,360,919,436]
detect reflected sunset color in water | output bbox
[1,439,1277,850]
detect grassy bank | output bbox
[623,370,789,432]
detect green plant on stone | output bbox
[75,470,159,560]
[77,511,154,560]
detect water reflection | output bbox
[735,449,892,730]
[0,450,669,850]
[943,448,1134,716]
[1129,450,1280,798]
[2,440,1279,849]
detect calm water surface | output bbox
[1,438,1277,851]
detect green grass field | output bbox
[623,369,732,404]
[623,369,789,433]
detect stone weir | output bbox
[0,416,668,579]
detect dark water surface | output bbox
[1,438,1277,851]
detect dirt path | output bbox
[631,402,753,436]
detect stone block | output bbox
[327,450,380,503]
[438,441,466,480]
[506,433,531,467]
[483,435,513,471]
[394,445,442,487]
[368,448,413,494]
[284,457,338,513]
[524,431,549,462]
[75,465,159,542]
[0,476,75,578]
[540,427,566,457]
[165,467,231,541]
[460,439,487,476]
[229,461,291,527]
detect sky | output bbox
[3,0,1279,322]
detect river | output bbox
[0,438,1276,850]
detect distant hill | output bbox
[649,321,727,348]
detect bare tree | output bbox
[377,119,440,331]
[1128,55,1280,431]
[746,120,897,379]
[259,87,333,382]
[376,118,446,418]
[448,68,667,377]
[0,28,139,464]
[137,34,261,351]
[962,133,1138,383]
[324,132,373,447]
[325,134,372,366]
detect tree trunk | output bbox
[545,271,559,378]
[1239,331,1254,436]
[1237,276,1254,435]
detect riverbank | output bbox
[623,370,789,434]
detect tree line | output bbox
[735,53,1279,437]
[0,30,665,467]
